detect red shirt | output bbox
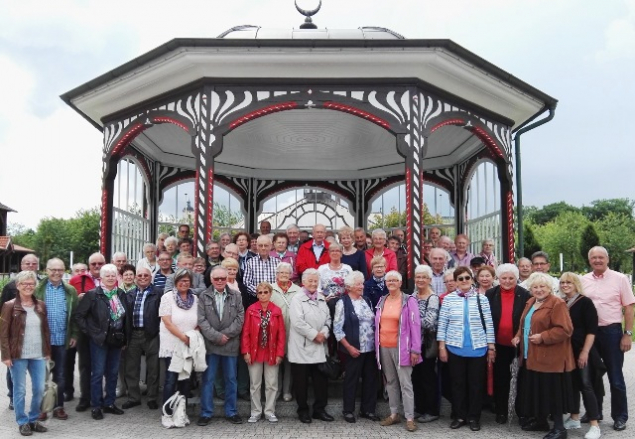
[497,288,515,346]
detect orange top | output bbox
[379,297,401,348]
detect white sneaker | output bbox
[585,425,601,439]
[564,416,582,429]
[266,414,278,423]
[248,414,261,423]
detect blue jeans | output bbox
[595,324,628,422]
[162,357,191,404]
[50,345,66,408]
[89,340,121,409]
[200,354,237,417]
[9,359,45,426]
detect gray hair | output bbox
[88,252,105,264]
[165,236,178,247]
[100,263,119,278]
[517,257,531,265]
[302,268,319,283]
[443,268,456,279]
[174,268,193,285]
[385,270,402,282]
[588,246,609,258]
[286,224,300,232]
[526,272,554,293]
[329,242,344,252]
[496,263,519,279]
[15,270,37,286]
[414,264,433,277]
[112,251,127,261]
[344,271,365,288]
[143,243,156,252]
[276,262,293,275]
[205,240,220,250]
[46,257,65,270]
[371,228,387,239]
[531,251,550,263]
[210,266,228,277]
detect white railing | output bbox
[466,210,502,260]
[112,207,150,264]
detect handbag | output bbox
[40,360,58,413]
[317,349,341,380]
[106,318,126,348]
[161,391,189,428]
[421,296,438,359]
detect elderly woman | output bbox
[560,272,602,439]
[438,268,456,304]
[233,231,256,275]
[437,266,495,432]
[270,232,297,282]
[512,272,575,439]
[156,232,169,255]
[363,256,389,309]
[339,226,368,277]
[479,239,498,268]
[410,265,440,423]
[1,271,50,436]
[164,236,179,263]
[318,243,353,300]
[75,264,127,420]
[119,264,136,293]
[376,270,421,433]
[333,271,378,423]
[288,268,333,424]
[158,268,200,404]
[136,243,158,276]
[241,282,286,423]
[484,264,530,424]
[365,229,398,278]
[475,266,495,295]
[271,262,302,402]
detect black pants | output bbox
[412,356,439,416]
[448,351,486,421]
[493,344,516,416]
[572,362,600,420]
[342,351,377,414]
[291,363,328,415]
[76,334,92,403]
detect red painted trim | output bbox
[323,102,391,129]
[506,191,515,263]
[470,126,505,159]
[110,123,145,158]
[430,118,466,133]
[100,188,109,256]
[152,116,190,133]
[228,102,298,130]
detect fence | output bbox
[466,210,502,261]
[112,207,150,264]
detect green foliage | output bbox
[582,198,635,222]
[579,223,600,264]
[368,204,439,230]
[595,212,635,272]
[533,211,590,272]
[523,223,541,259]
[526,202,580,226]
[213,202,243,228]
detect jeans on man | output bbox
[595,324,628,422]
[89,340,121,409]
[9,359,45,426]
[200,354,238,417]
[50,345,66,408]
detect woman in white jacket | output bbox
[288,268,333,424]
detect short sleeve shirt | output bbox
[582,269,635,326]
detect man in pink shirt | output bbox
[581,246,634,431]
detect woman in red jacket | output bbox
[241,282,286,423]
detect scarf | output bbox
[303,287,318,301]
[565,293,580,309]
[277,281,290,293]
[174,289,195,310]
[103,288,125,321]
[456,286,478,299]
[373,275,385,292]
[259,308,272,348]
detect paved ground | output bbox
[1,351,634,438]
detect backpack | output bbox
[161,391,189,428]
[40,360,57,413]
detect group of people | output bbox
[0,222,632,439]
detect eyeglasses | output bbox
[20,282,36,287]
[257,291,271,295]
[559,280,573,285]
[456,276,472,282]
[90,262,104,266]
[158,258,172,262]
[137,274,151,278]
[385,279,400,283]
[212,277,227,281]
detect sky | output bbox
[1,0,634,229]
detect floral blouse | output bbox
[333,296,376,353]
[317,263,352,298]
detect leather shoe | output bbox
[91,409,103,420]
[226,414,243,424]
[76,400,90,412]
[343,412,356,423]
[313,411,334,422]
[121,400,141,409]
[299,412,312,424]
[37,412,47,421]
[496,414,508,424]
[197,416,212,426]
[9,400,14,410]
[53,407,69,420]
[614,420,627,431]
[469,420,481,431]
[581,413,603,423]
[450,419,467,429]
[543,428,567,439]
[64,394,74,402]
[102,404,124,415]
[29,421,47,433]
[522,419,551,431]
[147,400,159,410]
[359,412,380,421]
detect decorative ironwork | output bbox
[295,0,322,29]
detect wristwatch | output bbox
[625,330,633,336]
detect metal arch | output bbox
[295,0,322,17]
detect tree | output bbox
[579,223,600,265]
[213,202,243,228]
[595,212,635,272]
[533,211,590,272]
[527,202,580,226]
[523,223,541,259]
[368,204,440,231]
[582,198,635,222]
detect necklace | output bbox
[535,297,547,303]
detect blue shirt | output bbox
[523,304,537,359]
[447,299,487,358]
[45,282,67,346]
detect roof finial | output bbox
[295,0,322,29]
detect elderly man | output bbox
[260,220,272,236]
[153,251,174,291]
[197,267,245,426]
[429,227,442,247]
[68,252,105,412]
[243,235,281,301]
[422,239,434,266]
[203,240,224,287]
[354,227,368,251]
[582,246,634,432]
[286,224,301,254]
[519,251,559,294]
[72,263,88,276]
[34,258,79,421]
[450,234,473,267]
[111,251,128,286]
[429,248,448,295]
[517,257,532,284]
[296,224,331,279]
[1,254,40,306]
[219,232,232,252]
[122,267,163,410]
[177,224,190,239]
[164,253,206,295]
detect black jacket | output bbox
[0,280,17,308]
[123,285,164,341]
[485,284,530,340]
[75,287,128,347]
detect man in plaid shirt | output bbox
[243,235,281,301]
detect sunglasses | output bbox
[257,291,271,295]
[212,277,227,281]
[457,276,472,282]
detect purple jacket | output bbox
[374,292,422,368]
[269,250,297,282]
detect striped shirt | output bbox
[431,271,445,295]
[243,255,281,296]
[45,282,67,346]
[154,270,174,291]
